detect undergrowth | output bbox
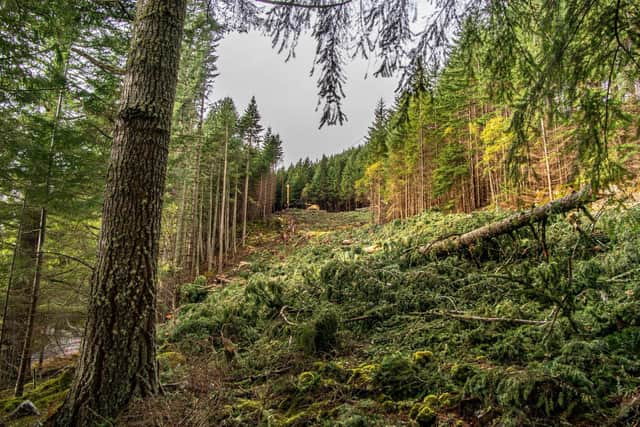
[150,206,640,426]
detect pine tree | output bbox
[239,96,264,245]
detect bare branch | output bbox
[71,47,125,76]
[255,0,353,9]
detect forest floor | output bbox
[3,204,640,426]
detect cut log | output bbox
[419,186,592,256]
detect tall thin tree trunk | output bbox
[419,113,425,213]
[196,183,204,275]
[191,148,202,275]
[218,125,229,274]
[258,175,264,220]
[174,174,188,270]
[0,199,25,349]
[232,180,238,257]
[209,164,221,270]
[15,207,47,397]
[540,116,553,200]
[241,153,250,246]
[192,89,206,276]
[0,199,27,388]
[263,173,268,219]
[0,206,38,388]
[54,1,187,423]
[377,181,382,224]
[225,178,231,254]
[206,160,215,271]
[15,73,65,396]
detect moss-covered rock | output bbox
[1,368,73,417]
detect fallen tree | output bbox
[419,186,592,256]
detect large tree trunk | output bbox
[53,1,187,424]
[419,186,592,256]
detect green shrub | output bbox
[372,353,422,400]
[296,305,339,354]
[180,275,209,304]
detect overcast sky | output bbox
[210,31,399,166]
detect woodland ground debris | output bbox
[3,203,640,426]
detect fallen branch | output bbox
[279,305,297,326]
[419,186,592,256]
[343,314,378,324]
[424,310,548,325]
[344,310,548,326]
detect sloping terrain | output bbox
[133,206,640,426]
[3,205,640,426]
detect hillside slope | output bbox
[137,205,640,426]
[3,205,640,426]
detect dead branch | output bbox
[419,186,592,256]
[424,310,548,325]
[71,47,125,75]
[279,305,297,326]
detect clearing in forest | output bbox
[3,204,640,426]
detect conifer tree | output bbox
[239,96,264,245]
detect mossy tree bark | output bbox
[53,0,187,424]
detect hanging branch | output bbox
[42,251,95,271]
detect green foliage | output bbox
[296,305,339,355]
[158,204,640,425]
[432,142,469,199]
[372,353,422,400]
[179,276,209,304]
